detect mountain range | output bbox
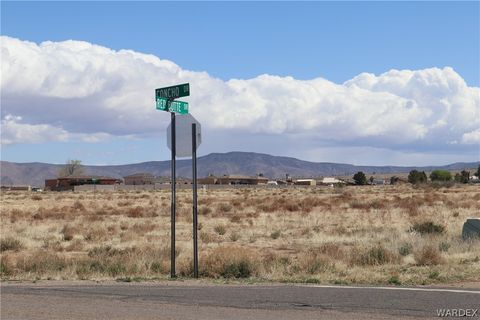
[1,152,478,187]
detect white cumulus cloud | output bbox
[1,36,479,159]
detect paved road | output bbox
[1,281,479,320]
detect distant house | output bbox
[3,185,32,191]
[294,179,316,186]
[124,173,155,185]
[371,179,386,185]
[45,176,121,191]
[320,177,346,185]
[198,174,268,185]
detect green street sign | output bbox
[156,97,189,114]
[156,83,190,100]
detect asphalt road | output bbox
[1,281,479,320]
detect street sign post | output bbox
[167,114,201,157]
[156,83,190,100]
[192,123,198,278]
[154,83,192,279]
[156,97,189,114]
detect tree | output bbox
[58,159,84,177]
[429,170,452,182]
[408,170,427,184]
[476,165,480,178]
[353,171,367,185]
[390,176,400,185]
[459,170,470,183]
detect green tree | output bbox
[353,171,367,185]
[408,170,427,184]
[58,159,84,177]
[476,165,480,178]
[429,170,452,182]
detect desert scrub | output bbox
[1,186,479,284]
[414,244,444,266]
[398,243,413,256]
[218,203,233,213]
[202,246,259,278]
[270,230,281,239]
[0,237,24,252]
[214,224,227,235]
[349,245,399,266]
[410,221,445,235]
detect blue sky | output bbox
[1,1,479,166]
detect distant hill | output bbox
[1,152,479,187]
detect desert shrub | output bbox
[218,203,233,213]
[214,224,227,235]
[21,252,67,274]
[0,237,24,252]
[107,263,127,277]
[200,231,214,243]
[202,246,259,278]
[150,261,164,273]
[0,259,12,276]
[84,227,108,241]
[199,206,212,215]
[318,243,344,260]
[398,243,413,256]
[270,230,281,239]
[284,202,300,212]
[127,206,145,218]
[438,242,450,252]
[297,252,334,274]
[65,239,84,252]
[61,224,77,241]
[131,223,156,234]
[388,275,401,285]
[72,200,86,211]
[350,245,399,266]
[414,245,443,265]
[231,199,242,208]
[410,221,445,235]
[88,246,123,258]
[229,232,240,242]
[230,215,242,223]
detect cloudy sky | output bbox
[1,2,479,166]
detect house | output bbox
[45,176,121,191]
[371,179,386,185]
[198,174,268,185]
[3,185,32,191]
[320,177,345,185]
[124,173,155,185]
[294,179,316,186]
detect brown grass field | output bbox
[1,184,479,285]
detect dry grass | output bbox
[1,185,479,285]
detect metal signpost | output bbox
[155,83,200,278]
[192,123,198,278]
[166,114,202,278]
